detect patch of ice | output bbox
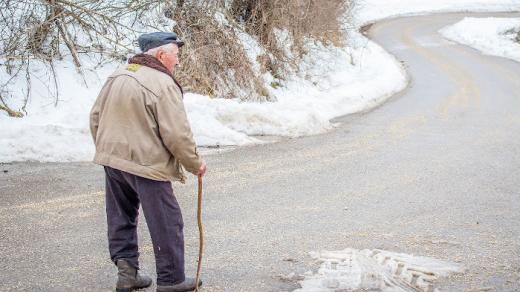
[295,248,465,292]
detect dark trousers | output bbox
[104,166,185,285]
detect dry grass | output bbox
[229,0,351,79]
[169,0,353,100]
[168,1,268,100]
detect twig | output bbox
[0,96,24,118]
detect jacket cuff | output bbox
[184,148,202,174]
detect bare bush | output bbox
[168,0,352,100]
[0,0,167,116]
[229,0,351,79]
[167,0,269,100]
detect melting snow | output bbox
[295,249,465,292]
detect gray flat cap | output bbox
[138,32,184,52]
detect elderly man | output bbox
[90,32,206,292]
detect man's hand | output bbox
[196,160,207,177]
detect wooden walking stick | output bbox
[195,175,204,292]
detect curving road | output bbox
[1,13,520,291]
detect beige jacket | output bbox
[90,64,202,182]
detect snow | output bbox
[439,17,520,62]
[0,18,407,162]
[355,0,520,25]
[295,248,465,291]
[189,34,405,139]
[1,1,520,162]
[0,57,117,162]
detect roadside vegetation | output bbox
[0,0,353,117]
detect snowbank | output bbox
[0,58,117,162]
[1,1,519,162]
[187,33,406,142]
[439,17,520,63]
[355,0,520,25]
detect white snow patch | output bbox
[355,0,520,26]
[295,248,465,292]
[0,57,117,162]
[440,17,520,62]
[236,31,266,76]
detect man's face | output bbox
[157,44,180,74]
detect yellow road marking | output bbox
[400,23,482,120]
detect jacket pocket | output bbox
[130,145,154,166]
[106,141,132,162]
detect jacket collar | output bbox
[128,54,184,95]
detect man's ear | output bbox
[155,50,164,60]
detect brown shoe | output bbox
[115,259,152,292]
[156,278,202,292]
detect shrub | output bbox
[229,0,351,79]
[165,0,268,100]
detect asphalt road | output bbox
[1,13,520,291]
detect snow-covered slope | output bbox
[0,31,406,162]
[440,17,520,63]
[1,1,519,162]
[355,0,520,25]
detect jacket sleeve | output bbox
[89,95,102,144]
[154,85,202,174]
[89,80,110,144]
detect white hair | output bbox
[145,43,178,56]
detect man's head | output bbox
[138,32,184,74]
[145,43,180,74]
